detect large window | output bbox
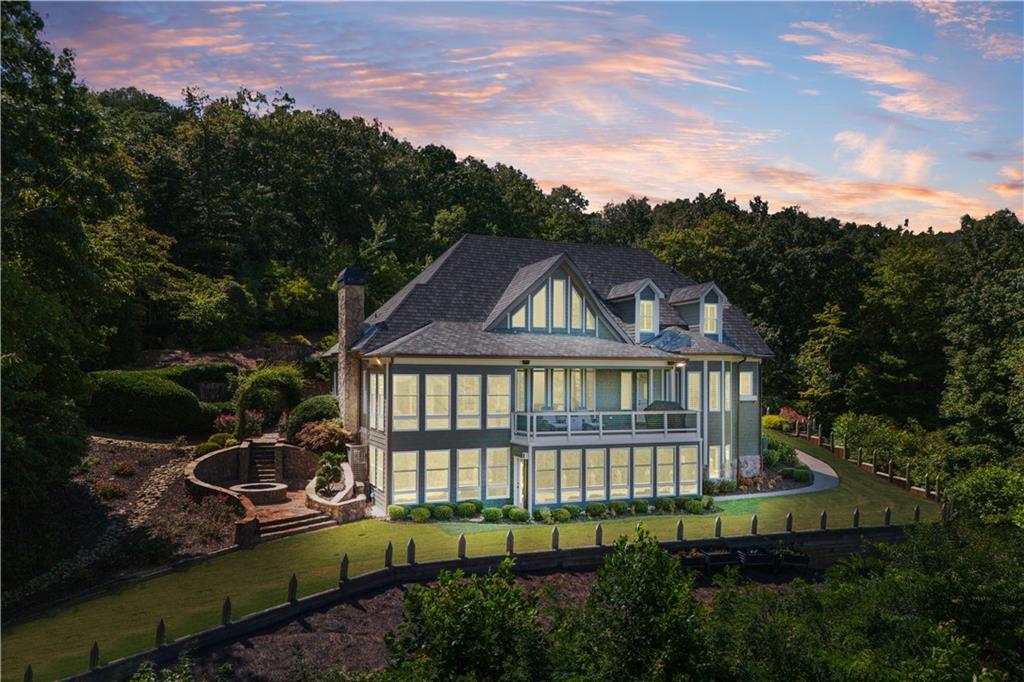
[456,375,481,429]
[740,369,755,399]
[511,304,527,329]
[585,448,606,500]
[487,375,511,428]
[535,450,556,503]
[424,449,450,502]
[678,446,698,494]
[708,371,721,411]
[369,445,384,490]
[456,448,481,500]
[560,449,582,502]
[724,368,732,411]
[609,448,630,498]
[552,278,566,328]
[709,445,721,479]
[703,303,719,333]
[587,368,596,407]
[486,448,510,499]
[570,369,584,410]
[392,374,419,431]
[551,369,566,412]
[687,370,701,411]
[632,447,652,497]
[585,307,596,333]
[516,368,528,411]
[425,375,450,430]
[636,371,650,409]
[532,368,547,410]
[639,299,655,333]
[619,371,633,410]
[531,286,547,329]
[368,372,385,430]
[571,286,583,330]
[656,446,675,496]
[392,451,418,504]
[724,444,732,479]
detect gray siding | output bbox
[676,301,699,328]
[738,361,761,464]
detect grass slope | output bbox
[2,433,937,681]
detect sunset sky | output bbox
[38,1,1024,231]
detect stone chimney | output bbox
[337,267,366,438]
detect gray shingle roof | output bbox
[722,306,773,357]
[353,234,772,358]
[481,253,565,328]
[668,282,716,305]
[606,278,655,300]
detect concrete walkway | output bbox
[721,450,839,500]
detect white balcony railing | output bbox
[513,410,699,441]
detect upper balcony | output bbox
[512,409,700,446]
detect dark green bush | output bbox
[673,497,691,510]
[86,370,208,435]
[432,505,454,521]
[609,501,629,516]
[781,467,795,479]
[465,499,484,513]
[482,507,502,523]
[411,507,432,523]
[702,495,715,510]
[157,363,239,393]
[563,505,582,519]
[553,508,571,523]
[683,499,704,514]
[508,508,530,522]
[388,505,409,521]
[456,502,477,518]
[193,441,220,458]
[718,479,738,493]
[654,497,674,513]
[285,394,340,440]
[946,466,1024,526]
[94,481,128,500]
[793,468,812,483]
[631,499,649,515]
[761,414,788,431]
[533,507,553,524]
[703,479,718,495]
[501,504,516,518]
[208,432,233,447]
[586,502,607,518]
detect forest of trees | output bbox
[2,2,1023,560]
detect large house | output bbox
[327,234,772,512]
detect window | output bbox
[551,369,566,412]
[392,451,418,504]
[571,286,583,329]
[739,370,755,399]
[456,375,481,429]
[552,278,566,328]
[585,448,606,500]
[678,446,698,494]
[560,449,582,502]
[686,371,700,411]
[368,373,385,430]
[516,368,528,411]
[703,303,718,334]
[585,307,596,333]
[709,445,721,479]
[609,447,630,498]
[725,368,732,411]
[570,369,584,410]
[531,286,547,329]
[656,446,675,496]
[511,304,527,329]
[619,371,633,410]
[636,371,649,409]
[535,450,556,503]
[724,444,732,478]
[424,450,450,502]
[639,299,655,333]
[586,369,596,408]
[632,447,652,497]
[369,446,384,490]
[425,375,450,430]
[708,371,721,411]
[486,448,510,499]
[456,449,481,500]
[392,374,419,431]
[486,375,511,428]
[532,368,547,410]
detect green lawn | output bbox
[2,433,938,681]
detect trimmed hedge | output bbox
[683,499,705,514]
[388,505,408,521]
[609,501,629,516]
[793,468,812,483]
[762,414,789,431]
[501,504,516,519]
[456,502,478,518]
[552,508,571,523]
[410,507,431,523]
[193,441,221,458]
[631,499,649,514]
[432,505,454,521]
[586,502,607,518]
[508,507,530,522]
[482,507,502,523]
[465,499,484,513]
[86,370,212,436]
[157,363,238,393]
[563,505,582,520]
[285,394,340,441]
[654,497,675,513]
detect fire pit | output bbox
[230,482,288,505]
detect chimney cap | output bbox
[337,267,367,285]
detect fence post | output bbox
[884,507,891,526]
[924,473,931,497]
[552,525,560,550]
[914,505,920,523]
[595,523,604,546]
[887,459,893,482]
[935,474,941,500]
[406,538,416,565]
[287,574,298,603]
[820,510,827,530]
[457,533,467,559]
[676,519,683,541]
[750,514,758,535]
[222,597,232,625]
[905,463,911,488]
[506,529,515,555]
[155,619,166,647]
[871,451,877,472]
[339,554,349,582]
[89,642,99,670]
[853,508,860,528]
[23,666,31,682]
[714,516,722,538]
[384,541,393,568]
[857,448,863,466]
[829,433,835,453]
[785,512,793,532]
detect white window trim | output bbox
[739,369,757,401]
[424,374,451,431]
[486,447,510,499]
[424,449,451,502]
[456,374,482,430]
[456,448,482,501]
[486,374,511,429]
[391,450,419,504]
[391,374,419,432]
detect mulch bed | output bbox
[192,568,814,680]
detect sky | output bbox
[37,1,1024,232]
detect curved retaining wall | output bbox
[305,461,368,523]
[184,444,261,547]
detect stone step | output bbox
[261,511,327,529]
[259,518,336,541]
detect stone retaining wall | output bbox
[304,462,368,523]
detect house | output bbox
[325,234,772,512]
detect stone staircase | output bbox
[249,443,277,483]
[259,512,335,541]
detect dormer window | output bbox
[703,303,719,334]
[531,287,547,329]
[639,299,655,334]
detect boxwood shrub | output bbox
[388,505,408,521]
[410,507,431,523]
[482,507,502,523]
[501,504,516,519]
[157,362,238,393]
[702,495,716,510]
[508,507,530,522]
[86,370,211,436]
[193,441,221,458]
[456,501,477,518]
[673,496,691,510]
[465,499,484,513]
[552,508,571,523]
[562,505,582,520]
[533,507,553,524]
[718,479,738,493]
[761,414,789,431]
[781,467,795,479]
[432,505,454,521]
[609,501,629,516]
[684,499,705,515]
[654,497,674,513]
[792,468,812,483]
[585,502,607,518]
[631,499,649,515]
[285,395,340,440]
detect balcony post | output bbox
[663,411,668,437]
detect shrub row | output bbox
[765,434,799,468]
[285,395,340,440]
[388,496,716,524]
[761,414,789,431]
[703,479,738,495]
[85,370,229,436]
[780,463,813,482]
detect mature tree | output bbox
[593,196,654,245]
[542,184,592,243]
[795,303,851,421]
